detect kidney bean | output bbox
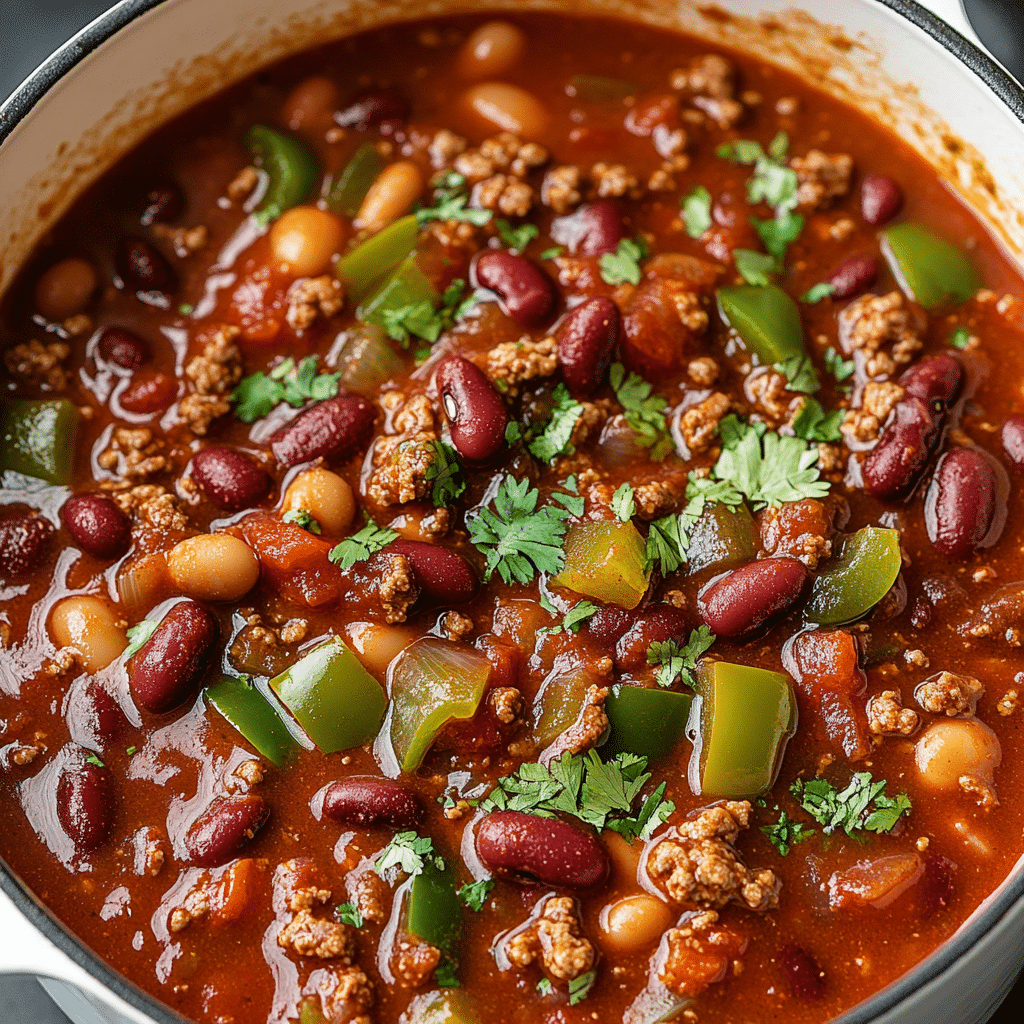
[56,758,113,852]
[780,943,826,1001]
[863,397,941,500]
[119,371,178,414]
[1001,415,1024,471]
[860,172,904,227]
[65,679,126,749]
[557,296,620,397]
[129,600,219,714]
[826,254,877,300]
[899,354,964,408]
[475,811,608,889]
[191,447,272,512]
[185,794,269,867]
[585,605,635,648]
[474,251,556,327]
[97,327,150,371]
[270,394,375,468]
[389,539,479,605]
[615,605,690,672]
[117,237,177,293]
[698,557,809,638]
[335,88,409,131]
[61,494,132,560]
[550,200,625,257]
[0,513,54,577]
[321,777,421,828]
[436,356,508,462]
[924,447,999,559]
[141,182,185,225]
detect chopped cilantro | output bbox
[682,185,713,239]
[336,902,364,928]
[540,246,564,260]
[124,619,160,659]
[608,362,674,461]
[792,398,844,443]
[644,512,690,576]
[761,809,815,856]
[747,160,799,214]
[536,978,553,996]
[647,625,716,689]
[435,957,461,989]
[751,209,805,263]
[231,356,341,423]
[328,520,399,570]
[717,138,767,164]
[126,746,137,756]
[282,508,322,535]
[569,970,597,1006]
[950,326,973,349]
[774,354,821,394]
[541,600,602,636]
[178,302,195,316]
[824,346,855,382]
[733,248,777,286]
[496,219,539,252]
[84,751,105,768]
[415,171,492,229]
[599,237,646,286]
[524,384,584,463]
[803,282,835,304]
[373,831,444,878]
[791,772,912,837]
[458,878,496,911]
[424,440,466,507]
[611,482,636,522]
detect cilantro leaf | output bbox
[599,237,646,286]
[569,970,597,1006]
[824,346,855,381]
[733,249,777,286]
[416,172,492,229]
[751,210,805,264]
[84,751,105,768]
[609,362,674,461]
[336,902,364,928]
[373,831,443,878]
[792,398,843,443]
[611,482,636,522]
[458,878,496,911]
[791,773,911,836]
[328,521,400,570]
[282,508,322,534]
[774,354,821,394]
[747,159,799,214]
[536,978,553,996]
[760,809,815,856]
[682,185,713,239]
[542,600,602,635]
[768,130,790,162]
[526,384,584,463]
[647,625,716,689]
[864,791,914,833]
[496,219,539,252]
[950,326,973,350]
[803,282,835,304]
[540,246,564,260]
[232,356,341,423]
[717,139,767,164]
[424,440,466,507]
[644,513,689,576]
[125,619,160,659]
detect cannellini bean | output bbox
[166,535,260,602]
[354,160,423,235]
[457,21,527,80]
[269,206,345,277]
[345,621,416,676]
[459,82,549,138]
[282,75,340,132]
[915,717,1001,791]
[599,895,675,954]
[34,257,98,321]
[50,596,127,673]
[281,467,355,536]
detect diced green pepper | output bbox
[387,638,490,772]
[695,660,796,798]
[336,214,419,300]
[882,223,982,310]
[533,667,594,746]
[269,637,386,754]
[568,74,637,102]
[804,526,901,626]
[205,675,300,768]
[327,142,386,217]
[402,990,479,1024]
[359,255,440,331]
[245,125,321,227]
[551,520,650,610]
[716,284,804,365]
[408,859,463,956]
[0,398,77,485]
[296,999,329,1024]
[686,501,756,576]
[603,685,692,762]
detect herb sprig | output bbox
[231,356,341,423]
[328,520,399,569]
[647,625,716,689]
[415,172,492,229]
[609,363,674,461]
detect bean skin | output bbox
[557,296,620,397]
[56,758,113,852]
[117,237,177,293]
[474,251,556,327]
[61,494,132,560]
[65,679,126,749]
[334,88,408,132]
[780,943,826,1001]
[388,540,479,605]
[1001,415,1024,471]
[826,254,878,300]
[98,327,150,370]
[863,396,941,500]
[899,354,964,408]
[860,173,904,227]
[550,200,625,257]
[129,600,219,714]
[270,394,375,468]
[0,513,54,577]
[585,605,635,648]
[321,777,421,828]
[925,447,999,558]
[698,557,809,638]
[185,795,269,867]
[119,372,178,414]
[614,605,690,672]
[475,810,609,889]
[191,447,272,512]
[141,182,185,225]
[436,356,508,462]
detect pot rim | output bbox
[1,2,1023,1023]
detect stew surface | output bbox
[1,11,1023,1024]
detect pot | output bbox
[0,1,1022,1023]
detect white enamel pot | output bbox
[1,1,1022,1022]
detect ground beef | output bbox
[181,324,243,436]
[680,392,731,454]
[687,356,720,386]
[428,128,468,168]
[111,484,189,531]
[790,150,854,210]
[672,54,744,127]
[98,427,171,482]
[320,967,374,1024]
[504,896,595,982]
[226,166,259,202]
[277,887,356,961]
[473,174,535,217]
[443,610,474,641]
[373,552,419,624]
[489,686,523,725]
[843,381,906,444]
[591,162,640,198]
[747,369,801,425]
[454,132,548,181]
[391,935,442,988]
[485,335,558,394]
[3,339,70,391]
[960,773,998,809]
[152,223,209,258]
[344,859,389,924]
[367,392,439,507]
[838,292,922,378]
[286,275,345,332]
[915,671,984,716]
[867,690,920,736]
[542,165,582,213]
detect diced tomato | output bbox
[210,858,265,926]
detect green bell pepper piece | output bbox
[327,142,386,217]
[603,685,692,762]
[408,859,463,956]
[695,660,796,798]
[882,223,982,310]
[533,667,594,747]
[387,638,490,772]
[402,990,479,1024]
[804,526,901,626]
[686,501,756,576]
[551,520,650,610]
[205,675,300,768]
[246,124,321,227]
[269,637,386,754]
[336,214,419,300]
[359,255,440,332]
[716,284,804,365]
[0,398,77,485]
[296,999,329,1024]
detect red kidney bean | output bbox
[698,557,809,638]
[1001,415,1024,471]
[826,254,877,300]
[860,173,904,227]
[615,605,690,672]
[924,447,998,559]
[436,356,508,462]
[475,811,608,889]
[270,394,375,468]
[585,605,635,648]
[0,513,54,577]
[474,251,556,327]
[185,794,269,867]
[863,396,941,500]
[119,371,178,414]
[557,296,620,397]
[98,327,150,371]
[321,777,421,828]
[61,494,132,560]
[334,88,409,132]
[780,943,826,1001]
[141,182,185,225]
[921,855,957,919]
[550,200,625,257]
[388,539,479,605]
[899,354,964,408]
[117,237,177,293]
[129,600,219,714]
[56,758,113,852]
[65,679,126,749]
[191,447,272,512]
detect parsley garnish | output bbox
[373,831,444,878]
[424,440,466,507]
[282,508,322,534]
[569,970,597,1006]
[415,171,492,229]
[761,809,815,856]
[496,219,539,252]
[751,209,805,263]
[336,902,364,928]
[435,958,461,989]
[824,346,855,381]
[599,237,646,286]
[611,482,636,522]
[950,326,973,349]
[540,246,564,260]
[466,476,571,584]
[682,185,713,239]
[126,746,137,756]
[231,356,341,423]
[520,384,585,463]
[803,282,835,304]
[382,278,471,349]
[644,512,691,576]
[458,878,496,911]
[541,600,602,635]
[733,249,778,286]
[328,521,399,570]
[792,398,843,443]
[125,619,159,659]
[647,625,716,689]
[608,363,674,461]
[84,751,105,768]
[536,978,553,996]
[791,773,912,837]
[774,354,821,394]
